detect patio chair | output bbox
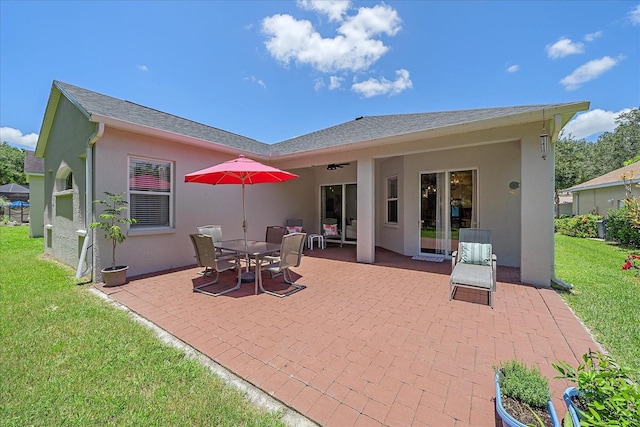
[285,218,304,234]
[259,232,307,297]
[265,225,287,276]
[197,225,236,256]
[189,234,241,296]
[266,226,287,244]
[196,225,236,274]
[449,228,497,308]
[322,218,342,247]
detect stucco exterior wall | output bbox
[42,96,94,269]
[401,140,522,267]
[27,175,44,237]
[573,185,627,216]
[92,128,316,280]
[377,156,404,254]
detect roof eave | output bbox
[569,179,639,192]
[273,101,591,160]
[89,113,267,159]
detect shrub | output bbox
[553,351,639,426]
[607,207,640,248]
[498,360,550,409]
[555,214,603,238]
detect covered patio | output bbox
[96,246,598,426]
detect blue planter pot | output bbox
[495,371,561,427]
[563,387,582,427]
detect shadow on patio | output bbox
[96,245,599,426]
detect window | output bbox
[386,176,398,223]
[65,172,73,190]
[54,164,73,193]
[129,157,173,228]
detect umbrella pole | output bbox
[241,180,254,281]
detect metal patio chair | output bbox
[449,228,497,308]
[259,232,307,297]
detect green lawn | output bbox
[0,226,284,427]
[555,234,640,375]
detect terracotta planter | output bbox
[495,371,561,427]
[101,265,129,287]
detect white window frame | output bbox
[386,175,398,224]
[128,156,174,231]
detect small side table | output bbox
[307,234,325,250]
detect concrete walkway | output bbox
[96,246,598,426]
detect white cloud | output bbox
[584,31,603,42]
[351,69,412,97]
[246,76,266,88]
[314,78,325,91]
[560,56,620,90]
[297,0,351,22]
[506,64,520,73]
[328,76,344,90]
[561,108,632,140]
[546,37,584,59]
[137,65,149,71]
[0,127,38,150]
[261,3,401,73]
[629,4,640,25]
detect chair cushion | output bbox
[460,242,492,266]
[286,225,303,233]
[323,224,339,237]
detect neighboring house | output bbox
[555,191,573,217]
[568,161,640,217]
[35,80,588,287]
[24,151,45,237]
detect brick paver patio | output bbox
[96,246,599,426]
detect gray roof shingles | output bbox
[24,151,44,174]
[569,161,640,191]
[54,81,575,157]
[56,81,269,156]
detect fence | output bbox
[0,206,30,223]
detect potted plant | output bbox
[89,191,137,287]
[553,350,639,427]
[495,359,561,427]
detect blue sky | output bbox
[1,1,638,151]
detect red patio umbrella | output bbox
[184,155,298,275]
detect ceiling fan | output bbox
[326,163,350,170]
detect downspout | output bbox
[76,122,104,279]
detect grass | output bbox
[555,234,640,375]
[0,226,285,427]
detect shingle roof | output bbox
[271,105,570,155]
[24,151,44,174]
[55,81,269,155]
[569,161,640,191]
[0,183,29,193]
[51,81,586,158]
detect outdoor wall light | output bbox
[509,181,520,194]
[540,110,550,160]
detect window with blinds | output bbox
[129,157,173,228]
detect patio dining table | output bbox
[216,239,281,295]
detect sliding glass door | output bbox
[420,170,476,257]
[321,183,357,245]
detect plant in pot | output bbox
[89,191,137,287]
[495,359,561,427]
[553,350,639,427]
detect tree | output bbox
[592,108,640,175]
[0,142,27,185]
